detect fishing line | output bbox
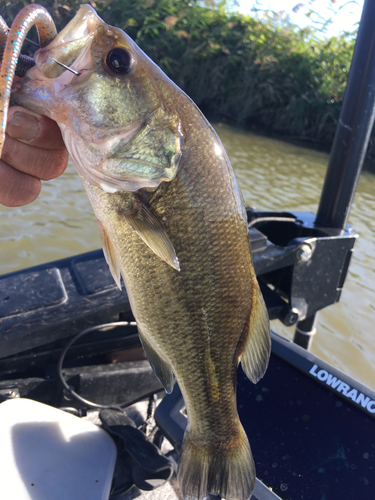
[57,321,163,412]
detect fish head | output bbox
[12,4,182,192]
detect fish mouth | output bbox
[34,5,102,79]
[11,5,104,123]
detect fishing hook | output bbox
[52,58,81,76]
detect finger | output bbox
[6,106,66,150]
[1,134,69,180]
[0,160,41,207]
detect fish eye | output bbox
[105,48,134,75]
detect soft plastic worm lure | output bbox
[0,17,9,60]
[0,16,40,76]
[0,4,57,156]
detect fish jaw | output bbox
[11,5,102,118]
[11,4,183,193]
[34,5,101,79]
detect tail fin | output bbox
[177,426,255,500]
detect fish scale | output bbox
[85,124,253,435]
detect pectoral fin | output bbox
[138,326,174,394]
[124,198,180,272]
[97,219,122,290]
[240,284,271,383]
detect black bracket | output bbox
[248,209,357,337]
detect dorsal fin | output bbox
[240,284,271,383]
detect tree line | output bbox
[2,0,363,154]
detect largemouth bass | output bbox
[11,5,271,499]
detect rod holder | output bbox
[315,0,375,230]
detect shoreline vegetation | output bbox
[3,0,374,163]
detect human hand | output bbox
[0,106,69,207]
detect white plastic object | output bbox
[0,398,117,500]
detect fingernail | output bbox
[6,111,41,142]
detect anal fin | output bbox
[97,219,122,290]
[240,283,271,383]
[124,198,180,272]
[138,326,174,394]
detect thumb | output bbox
[6,106,66,150]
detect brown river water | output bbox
[0,123,374,390]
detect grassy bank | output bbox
[2,0,359,152]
